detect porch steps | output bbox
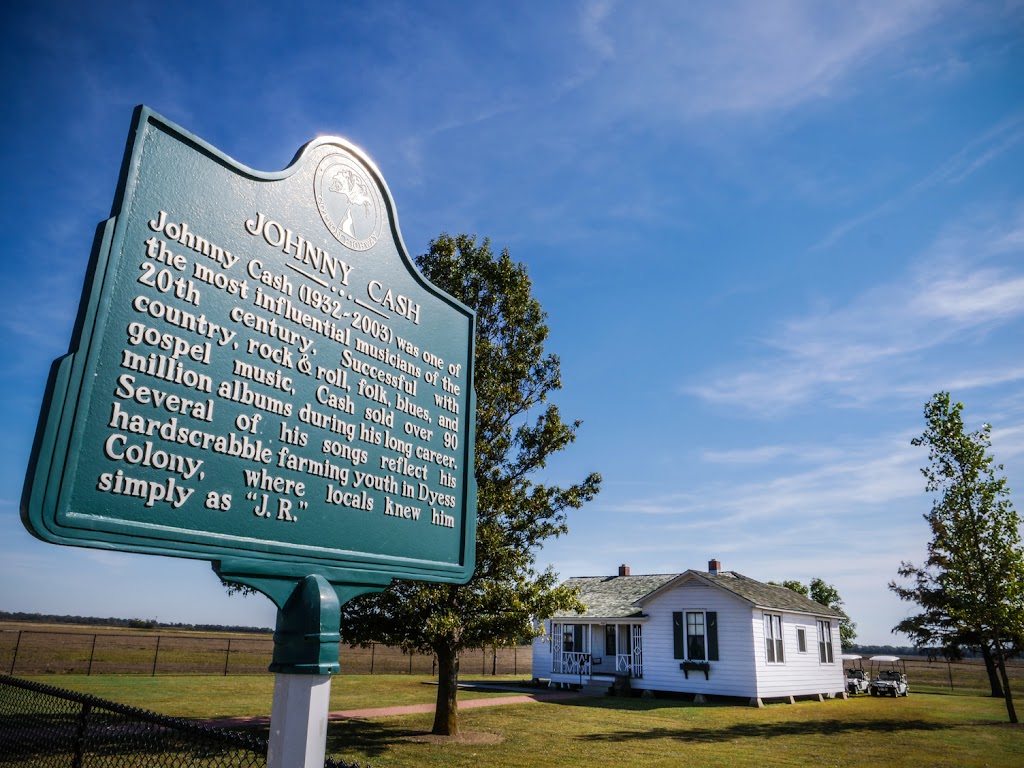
[578,674,632,697]
[611,675,632,697]
[579,678,614,697]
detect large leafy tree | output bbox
[773,578,858,648]
[338,234,601,736]
[889,392,1024,723]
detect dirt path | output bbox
[205,689,580,728]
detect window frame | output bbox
[685,611,707,661]
[764,613,785,664]
[817,620,834,664]
[796,626,808,654]
[562,623,587,653]
[673,610,719,662]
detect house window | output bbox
[605,625,617,656]
[817,620,834,664]
[563,624,586,653]
[797,627,807,653]
[764,614,784,664]
[673,611,719,661]
[686,612,706,660]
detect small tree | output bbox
[890,392,1024,723]
[809,578,858,649]
[338,234,601,736]
[774,578,857,648]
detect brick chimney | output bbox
[708,559,722,575]
[618,564,631,577]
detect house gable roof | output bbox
[554,569,845,620]
[639,570,845,619]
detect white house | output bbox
[532,560,847,705]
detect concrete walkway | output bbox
[205,689,579,728]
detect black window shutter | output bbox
[707,611,719,661]
[672,612,684,659]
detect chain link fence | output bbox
[0,673,268,767]
[0,674,365,767]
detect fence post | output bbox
[72,701,92,768]
[9,630,21,675]
[224,638,232,676]
[514,645,517,675]
[947,661,954,690]
[86,635,98,676]
[370,643,375,674]
[152,636,161,677]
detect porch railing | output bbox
[554,651,591,676]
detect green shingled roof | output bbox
[554,570,845,620]
[553,574,678,619]
[676,571,846,618]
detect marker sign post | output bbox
[22,106,476,765]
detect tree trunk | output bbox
[432,643,460,736]
[980,643,1004,698]
[992,637,1018,724]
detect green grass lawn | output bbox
[23,673,528,720]
[23,674,1024,767]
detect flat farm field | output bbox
[0,621,274,675]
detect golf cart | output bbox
[869,655,909,697]
[842,654,870,695]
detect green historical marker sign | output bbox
[22,106,477,608]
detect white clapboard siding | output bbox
[638,583,757,697]
[752,611,845,697]
[532,622,553,678]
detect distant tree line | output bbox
[846,644,980,658]
[0,611,271,634]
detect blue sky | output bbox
[2,1,1022,644]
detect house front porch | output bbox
[548,621,644,687]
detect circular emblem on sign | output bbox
[314,151,384,251]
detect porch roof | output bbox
[553,573,678,619]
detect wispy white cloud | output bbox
[578,0,615,62]
[701,445,799,465]
[687,209,1024,414]
[609,434,923,526]
[386,0,958,203]
[546,428,935,642]
[576,0,948,121]
[991,424,1024,462]
[816,113,1024,250]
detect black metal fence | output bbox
[0,674,363,767]
[1,628,529,678]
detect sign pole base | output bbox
[268,673,333,768]
[253,573,386,767]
